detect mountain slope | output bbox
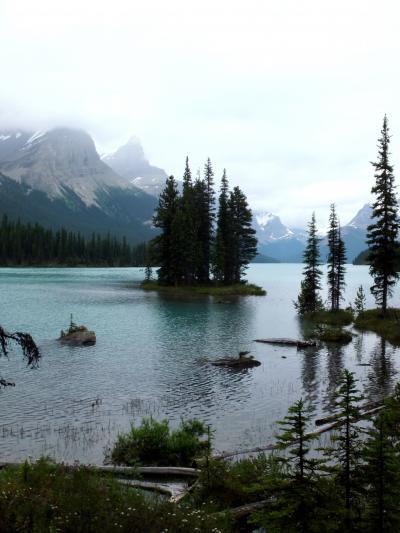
[103,137,168,197]
[0,129,158,243]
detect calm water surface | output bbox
[0,264,399,463]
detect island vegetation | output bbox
[145,158,264,296]
[295,116,400,345]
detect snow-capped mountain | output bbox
[0,128,158,242]
[253,212,307,262]
[345,203,372,230]
[103,137,168,197]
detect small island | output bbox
[211,351,261,368]
[58,315,96,346]
[140,280,266,296]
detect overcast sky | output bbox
[0,0,399,228]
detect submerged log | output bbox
[254,338,316,348]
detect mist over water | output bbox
[0,264,398,464]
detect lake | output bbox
[0,264,399,464]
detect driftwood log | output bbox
[254,338,316,348]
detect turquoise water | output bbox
[0,264,398,464]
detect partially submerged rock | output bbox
[58,316,96,346]
[211,352,261,368]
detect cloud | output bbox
[0,0,400,227]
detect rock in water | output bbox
[59,329,96,346]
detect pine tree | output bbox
[258,399,327,532]
[227,186,257,283]
[199,158,215,283]
[361,410,400,532]
[366,115,399,315]
[327,205,347,311]
[295,213,323,314]
[213,169,232,283]
[152,176,180,285]
[181,157,197,284]
[354,285,366,314]
[325,369,364,530]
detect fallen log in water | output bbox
[225,499,270,520]
[215,404,386,460]
[254,338,317,348]
[315,400,383,426]
[0,463,199,478]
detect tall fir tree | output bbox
[152,176,180,285]
[325,369,364,531]
[256,399,328,532]
[366,115,399,315]
[197,158,215,283]
[327,204,347,311]
[181,157,197,284]
[227,186,257,283]
[295,213,323,314]
[213,169,232,283]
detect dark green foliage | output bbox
[327,204,347,310]
[353,245,400,270]
[0,215,149,266]
[324,370,364,529]
[0,459,229,533]
[307,309,354,326]
[295,213,323,314]
[253,399,328,532]
[226,186,257,283]
[110,417,207,467]
[311,326,353,344]
[361,410,400,532]
[151,160,257,287]
[366,115,400,314]
[354,285,366,314]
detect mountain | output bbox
[254,212,307,262]
[103,137,168,197]
[253,204,372,263]
[0,129,158,243]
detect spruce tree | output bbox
[181,157,197,284]
[366,115,399,315]
[199,158,215,283]
[327,205,347,311]
[258,399,327,532]
[227,186,257,283]
[295,213,323,314]
[325,369,364,530]
[361,410,400,532]
[213,169,232,283]
[152,176,180,285]
[354,285,366,314]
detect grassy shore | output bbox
[140,281,266,296]
[354,308,400,346]
[305,309,354,326]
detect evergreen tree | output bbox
[152,176,180,285]
[366,115,399,315]
[181,157,197,284]
[295,213,323,314]
[258,399,328,532]
[213,169,232,283]
[361,410,400,532]
[354,285,366,314]
[327,205,347,311]
[227,186,257,283]
[198,158,215,283]
[325,370,364,530]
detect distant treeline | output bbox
[0,216,149,266]
[353,245,400,271]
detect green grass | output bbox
[354,308,400,346]
[0,459,231,533]
[306,309,354,326]
[140,281,266,296]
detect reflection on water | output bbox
[0,264,399,464]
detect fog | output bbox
[1,0,400,226]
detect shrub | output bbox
[0,459,231,532]
[110,417,208,467]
